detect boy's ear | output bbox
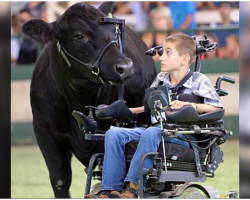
[182,54,191,65]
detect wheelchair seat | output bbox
[125,141,206,164]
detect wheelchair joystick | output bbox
[85,106,96,121]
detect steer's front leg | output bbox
[34,122,73,198]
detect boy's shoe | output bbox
[84,190,111,199]
[109,187,138,198]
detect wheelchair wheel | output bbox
[173,187,208,199]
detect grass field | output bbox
[11,139,239,198]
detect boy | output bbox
[85,34,223,199]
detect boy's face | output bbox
[160,42,187,73]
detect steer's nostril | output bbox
[116,65,124,74]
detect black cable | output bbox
[177,135,218,150]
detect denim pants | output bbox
[101,126,192,191]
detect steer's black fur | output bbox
[23,2,156,198]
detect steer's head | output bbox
[22,2,134,85]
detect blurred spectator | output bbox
[11,14,21,34]
[213,2,239,47]
[202,34,223,60]
[11,14,21,65]
[24,1,47,21]
[196,1,239,10]
[16,9,38,65]
[11,2,47,66]
[167,1,196,35]
[142,6,173,61]
[142,2,167,14]
[86,1,102,9]
[114,2,147,31]
[196,1,218,10]
[18,8,33,23]
[221,34,239,59]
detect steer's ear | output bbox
[22,19,55,43]
[98,2,115,15]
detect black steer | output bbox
[22,2,156,198]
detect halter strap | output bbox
[57,40,118,74]
[57,40,118,85]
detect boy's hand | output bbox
[170,100,197,110]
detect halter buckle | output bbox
[92,67,100,75]
[115,24,120,39]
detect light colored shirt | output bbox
[150,71,223,108]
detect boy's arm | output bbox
[179,14,192,29]
[129,101,221,114]
[179,2,195,29]
[129,106,144,114]
[170,100,221,114]
[194,103,221,114]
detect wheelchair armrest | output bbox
[72,110,97,132]
[95,100,133,120]
[165,106,225,123]
[198,109,225,122]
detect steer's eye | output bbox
[74,35,83,41]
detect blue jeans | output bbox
[101,126,192,191]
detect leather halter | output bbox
[57,40,118,85]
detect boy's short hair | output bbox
[165,34,196,64]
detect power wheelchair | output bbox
[72,35,238,198]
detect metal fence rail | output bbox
[135,25,239,35]
[11,59,239,80]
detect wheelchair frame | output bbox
[82,117,232,198]
[72,74,238,199]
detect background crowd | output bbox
[11,1,239,66]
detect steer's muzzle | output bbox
[115,58,134,80]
